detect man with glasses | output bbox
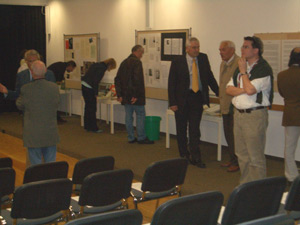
[168,37,219,168]
[226,36,273,183]
[0,49,56,167]
[0,49,56,99]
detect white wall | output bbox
[4,0,300,159]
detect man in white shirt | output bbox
[226,36,273,184]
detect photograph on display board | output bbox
[64,33,100,89]
[137,30,189,92]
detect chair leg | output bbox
[68,206,76,220]
[177,185,182,197]
[155,199,160,209]
[122,198,129,209]
[133,199,138,209]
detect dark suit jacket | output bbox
[16,79,60,148]
[277,66,300,126]
[6,69,56,100]
[168,53,219,109]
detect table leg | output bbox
[217,120,222,161]
[81,96,84,127]
[166,110,170,148]
[110,103,114,134]
[68,91,72,116]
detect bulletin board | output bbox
[64,33,100,89]
[255,32,300,91]
[255,32,300,111]
[136,29,190,100]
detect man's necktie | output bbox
[192,58,199,93]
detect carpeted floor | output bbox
[0,112,285,203]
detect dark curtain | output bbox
[0,5,46,112]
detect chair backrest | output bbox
[285,175,300,211]
[11,178,72,219]
[64,209,143,225]
[141,158,188,192]
[72,156,114,185]
[236,214,294,225]
[23,161,69,184]
[0,167,15,198]
[151,191,224,225]
[79,169,133,207]
[221,176,287,225]
[0,157,12,168]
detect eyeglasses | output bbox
[241,45,251,49]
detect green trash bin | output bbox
[145,116,162,141]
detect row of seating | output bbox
[1,156,300,225]
[0,156,188,224]
[64,175,299,225]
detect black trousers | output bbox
[222,113,238,165]
[175,90,203,160]
[82,85,98,131]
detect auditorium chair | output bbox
[70,169,133,216]
[71,156,114,194]
[221,176,287,225]
[23,161,68,184]
[2,178,72,225]
[64,209,143,225]
[131,158,188,209]
[150,191,224,225]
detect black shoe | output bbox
[87,129,103,133]
[57,116,67,123]
[137,138,154,144]
[191,158,206,168]
[181,154,193,165]
[128,138,137,144]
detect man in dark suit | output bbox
[16,60,60,165]
[168,37,219,168]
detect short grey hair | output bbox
[186,37,199,47]
[25,49,40,61]
[132,45,143,53]
[220,40,235,49]
[31,60,46,77]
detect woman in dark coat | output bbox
[81,58,116,132]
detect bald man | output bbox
[16,60,60,165]
[278,47,300,184]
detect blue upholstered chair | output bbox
[221,176,287,225]
[151,191,224,225]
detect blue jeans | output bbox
[124,104,146,141]
[27,146,57,165]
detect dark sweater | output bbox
[81,62,108,95]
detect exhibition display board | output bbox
[64,33,100,89]
[136,29,190,100]
[255,32,300,91]
[255,32,300,111]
